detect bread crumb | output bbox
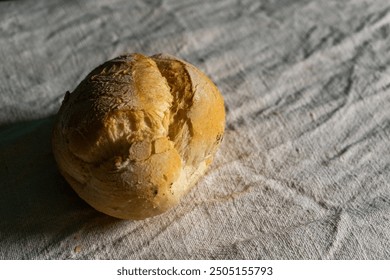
[74,245,82,253]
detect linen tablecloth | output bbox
[1,0,390,259]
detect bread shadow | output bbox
[0,116,120,248]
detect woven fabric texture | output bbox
[1,0,390,259]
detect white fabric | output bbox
[1,0,390,259]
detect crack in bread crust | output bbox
[152,56,195,164]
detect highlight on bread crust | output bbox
[52,53,225,219]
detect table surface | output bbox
[1,0,390,259]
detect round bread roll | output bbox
[52,53,225,219]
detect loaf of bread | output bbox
[52,53,225,219]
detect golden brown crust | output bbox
[52,53,225,219]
